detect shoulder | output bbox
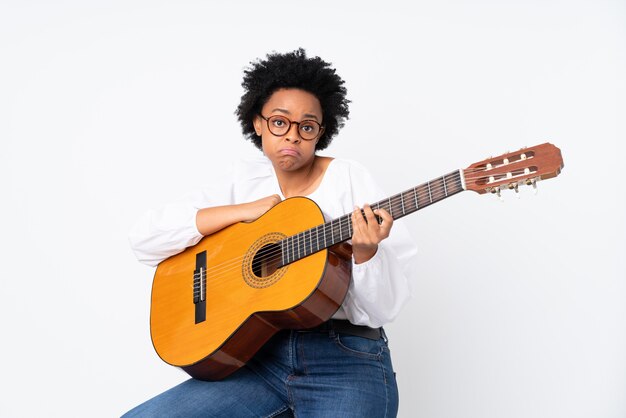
[327,157,376,181]
[231,155,274,183]
[329,158,386,202]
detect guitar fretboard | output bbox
[279,169,464,266]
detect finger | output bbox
[362,204,378,227]
[374,208,393,235]
[352,206,366,236]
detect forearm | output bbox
[196,194,281,236]
[195,204,251,236]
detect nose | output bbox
[284,123,301,143]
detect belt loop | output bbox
[381,327,388,344]
[328,319,336,338]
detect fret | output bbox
[303,231,307,257]
[346,215,351,238]
[448,170,462,195]
[323,223,327,247]
[315,225,320,253]
[419,184,430,207]
[432,177,445,202]
[330,219,335,243]
[298,232,304,260]
[400,192,406,215]
[442,174,448,197]
[388,197,393,217]
[427,181,433,203]
[413,187,419,210]
[304,229,313,255]
[347,215,352,236]
[338,217,343,241]
[281,240,286,265]
[339,217,344,242]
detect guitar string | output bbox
[191,176,462,274]
[189,169,541,291]
[190,176,477,291]
[190,184,457,294]
[190,170,539,291]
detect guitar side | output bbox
[149,197,352,380]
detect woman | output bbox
[125,48,418,417]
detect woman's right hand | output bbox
[240,194,282,221]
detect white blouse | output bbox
[129,156,418,328]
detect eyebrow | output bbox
[270,108,320,121]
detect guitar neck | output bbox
[279,169,465,266]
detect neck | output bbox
[274,157,319,198]
[278,169,465,267]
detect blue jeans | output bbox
[122,328,398,417]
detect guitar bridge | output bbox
[193,251,207,324]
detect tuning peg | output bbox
[495,187,504,202]
[532,179,538,195]
[505,183,520,198]
[489,186,505,201]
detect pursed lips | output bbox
[278,148,300,156]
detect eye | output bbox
[300,121,317,133]
[270,116,288,128]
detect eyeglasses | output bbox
[259,114,324,141]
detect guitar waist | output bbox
[303,319,383,341]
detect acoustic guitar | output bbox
[149,143,564,380]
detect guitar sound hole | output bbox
[252,243,281,278]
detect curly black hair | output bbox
[236,48,350,151]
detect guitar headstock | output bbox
[463,143,564,194]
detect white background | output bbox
[1,1,624,417]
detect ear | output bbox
[253,116,263,136]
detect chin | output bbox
[277,159,298,170]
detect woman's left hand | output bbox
[351,204,393,264]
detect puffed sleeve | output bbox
[128,171,236,267]
[340,161,418,327]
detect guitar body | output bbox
[150,197,352,381]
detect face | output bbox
[253,88,324,173]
